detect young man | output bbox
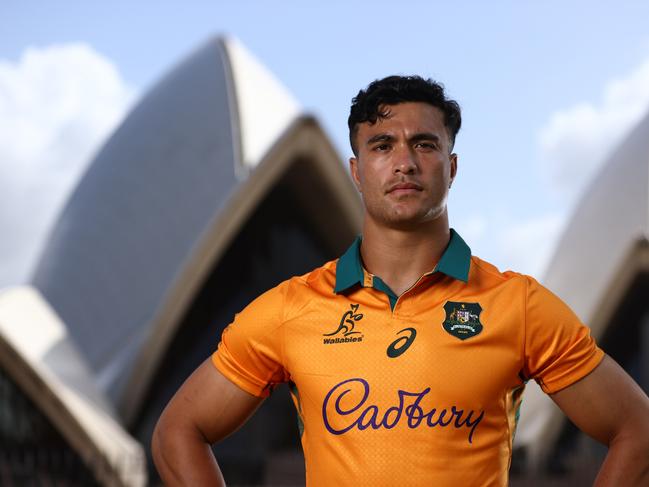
[152,76,649,486]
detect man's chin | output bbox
[378,207,446,231]
[381,215,438,231]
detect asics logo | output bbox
[387,327,417,358]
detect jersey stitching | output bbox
[218,342,268,394]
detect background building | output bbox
[0,36,361,486]
[511,105,649,486]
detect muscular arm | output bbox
[551,354,649,486]
[152,358,264,486]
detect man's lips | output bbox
[387,182,423,194]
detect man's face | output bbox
[349,102,457,230]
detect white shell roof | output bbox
[0,286,146,487]
[543,110,649,326]
[28,36,360,421]
[223,37,301,172]
[515,109,649,464]
[30,37,284,399]
[32,37,242,401]
[0,34,362,484]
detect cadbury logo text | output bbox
[322,378,484,443]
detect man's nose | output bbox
[393,147,418,174]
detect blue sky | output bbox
[2,1,649,286]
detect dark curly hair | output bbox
[348,75,462,156]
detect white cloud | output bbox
[0,43,136,287]
[539,55,649,201]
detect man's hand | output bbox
[152,358,264,486]
[551,354,649,486]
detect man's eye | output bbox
[415,142,436,150]
[374,144,390,151]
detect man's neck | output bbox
[360,215,451,297]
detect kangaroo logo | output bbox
[324,304,363,337]
[387,327,417,358]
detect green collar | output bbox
[334,228,471,294]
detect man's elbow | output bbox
[609,419,649,467]
[151,409,198,479]
[151,409,226,486]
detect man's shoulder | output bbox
[469,254,560,303]
[470,254,522,281]
[267,257,338,301]
[233,258,338,324]
[469,254,538,289]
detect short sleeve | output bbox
[522,276,604,394]
[211,282,289,397]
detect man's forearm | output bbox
[152,422,225,486]
[594,434,649,487]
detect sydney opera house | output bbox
[0,36,647,486]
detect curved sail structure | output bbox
[0,287,146,486]
[0,36,361,485]
[516,110,649,472]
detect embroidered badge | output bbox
[442,302,483,340]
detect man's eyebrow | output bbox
[365,132,443,146]
[410,132,441,143]
[366,133,395,145]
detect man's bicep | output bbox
[550,354,649,445]
[165,358,265,444]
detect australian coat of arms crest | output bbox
[442,301,483,340]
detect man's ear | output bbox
[349,157,362,192]
[449,153,458,188]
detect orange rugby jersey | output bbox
[212,229,604,486]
